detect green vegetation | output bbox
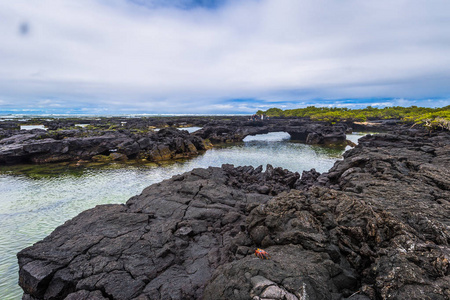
[257,105,450,130]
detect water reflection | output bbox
[153,126,202,133]
[243,131,290,142]
[0,132,363,299]
[181,126,202,133]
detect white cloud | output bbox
[0,0,449,113]
[212,104,234,110]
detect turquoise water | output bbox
[0,132,366,299]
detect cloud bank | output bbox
[0,0,449,114]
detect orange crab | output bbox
[255,248,270,259]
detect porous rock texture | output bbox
[18,128,450,300]
[18,164,300,300]
[0,127,211,164]
[193,119,348,145]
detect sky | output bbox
[0,0,449,115]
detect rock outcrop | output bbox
[17,127,450,299]
[18,165,301,300]
[0,128,212,164]
[1,117,351,165]
[194,119,348,146]
[203,128,450,300]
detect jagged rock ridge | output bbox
[17,127,450,299]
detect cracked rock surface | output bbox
[18,164,299,299]
[18,128,450,300]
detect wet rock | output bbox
[17,126,450,300]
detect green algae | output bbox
[0,131,367,299]
[0,157,197,179]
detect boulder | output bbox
[17,165,300,300]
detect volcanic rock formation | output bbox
[17,127,450,299]
[0,127,211,164]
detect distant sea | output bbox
[0,113,249,120]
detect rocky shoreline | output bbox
[1,117,354,165]
[16,123,450,299]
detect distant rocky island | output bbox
[2,114,448,299]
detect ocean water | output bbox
[0,132,367,299]
[0,113,248,120]
[154,126,203,133]
[19,125,47,131]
